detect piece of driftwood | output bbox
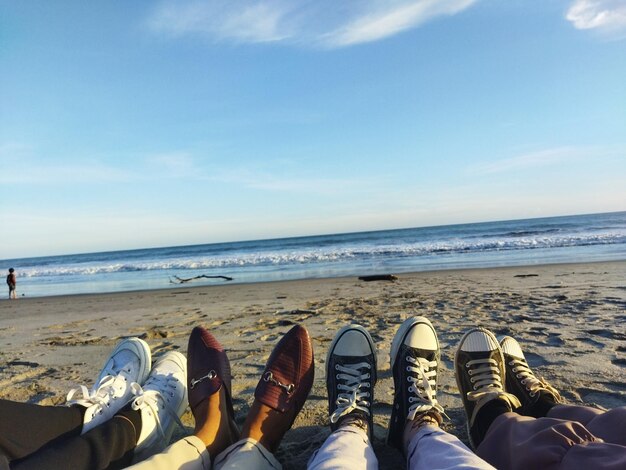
[275,309,318,315]
[358,274,398,282]
[514,274,539,278]
[170,275,233,284]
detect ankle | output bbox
[402,411,441,452]
[470,399,510,447]
[337,412,370,434]
[193,387,237,457]
[241,401,292,453]
[521,392,557,418]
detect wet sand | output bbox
[1,261,624,469]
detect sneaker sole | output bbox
[326,324,377,383]
[389,316,439,369]
[454,327,504,449]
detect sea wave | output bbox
[20,232,626,278]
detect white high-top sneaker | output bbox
[66,337,151,434]
[131,351,188,462]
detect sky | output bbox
[1,0,625,259]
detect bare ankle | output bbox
[193,387,237,457]
[241,401,293,453]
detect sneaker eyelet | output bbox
[473,386,477,390]
[466,363,470,368]
[336,375,340,379]
[529,392,535,397]
[335,365,340,370]
[470,378,474,383]
[468,370,473,375]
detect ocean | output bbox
[3,211,625,298]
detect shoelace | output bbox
[66,367,130,416]
[465,358,521,423]
[330,362,372,424]
[130,374,184,444]
[405,356,446,420]
[508,358,562,401]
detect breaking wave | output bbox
[20,231,626,278]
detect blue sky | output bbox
[1,0,625,258]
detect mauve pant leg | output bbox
[476,412,603,470]
[548,405,626,446]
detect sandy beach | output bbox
[1,261,624,469]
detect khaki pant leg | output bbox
[125,436,211,470]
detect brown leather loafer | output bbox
[254,324,314,416]
[187,327,237,431]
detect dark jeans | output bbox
[0,399,139,470]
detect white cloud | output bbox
[147,0,295,43]
[323,0,476,47]
[566,0,626,35]
[146,0,478,48]
[470,146,623,174]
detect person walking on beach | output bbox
[6,268,16,299]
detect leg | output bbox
[477,411,626,470]
[308,424,377,470]
[18,349,189,470]
[126,326,239,470]
[10,409,141,470]
[407,424,495,470]
[0,400,84,460]
[454,328,522,448]
[548,405,626,446]
[1,337,153,468]
[213,438,282,470]
[499,336,562,418]
[128,351,188,462]
[125,436,211,470]
[391,318,496,469]
[217,325,314,469]
[308,324,378,469]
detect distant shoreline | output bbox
[6,211,625,298]
[4,259,625,301]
